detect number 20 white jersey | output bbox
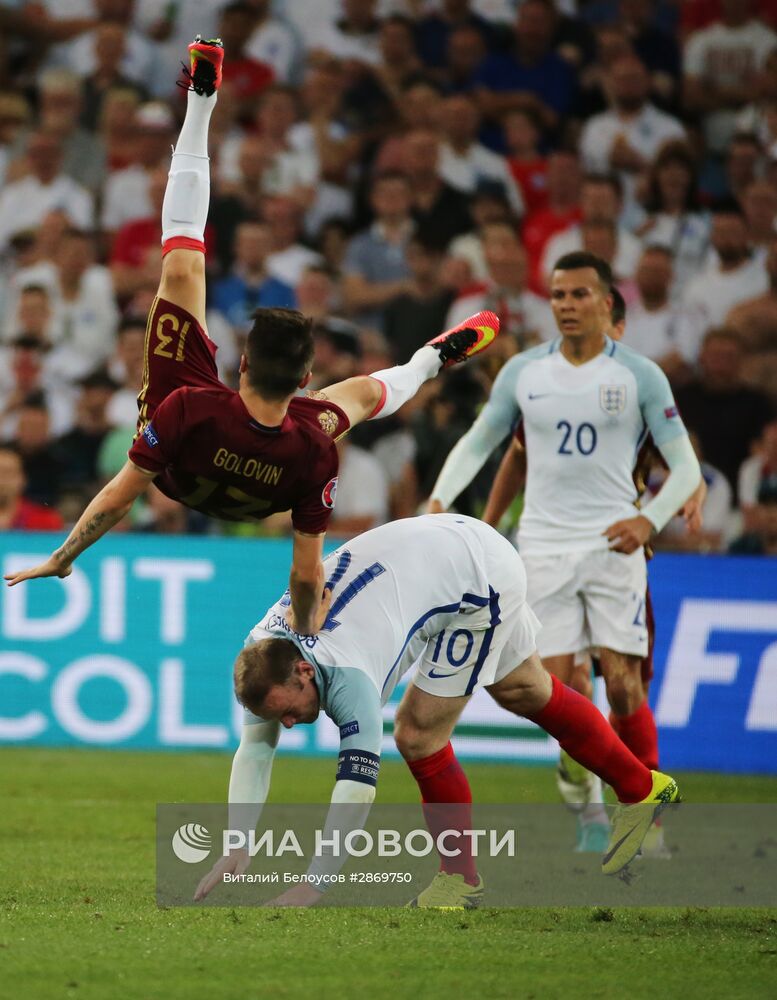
[481,337,689,555]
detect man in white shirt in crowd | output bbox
[681,207,769,363]
[446,221,556,348]
[621,245,689,381]
[540,174,642,292]
[580,54,685,225]
[0,131,93,252]
[438,92,525,217]
[683,0,777,156]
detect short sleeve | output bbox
[637,359,688,448]
[128,389,186,474]
[321,666,384,788]
[290,439,339,535]
[682,32,705,77]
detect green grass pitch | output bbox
[1,747,776,1000]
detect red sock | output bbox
[530,675,652,803]
[609,701,659,771]
[406,743,478,884]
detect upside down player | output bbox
[481,287,707,854]
[194,515,680,908]
[4,37,499,635]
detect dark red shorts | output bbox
[136,296,219,432]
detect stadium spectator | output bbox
[522,150,582,293]
[723,131,766,206]
[0,445,63,531]
[106,317,146,430]
[415,0,495,72]
[295,265,338,323]
[438,92,524,216]
[242,0,298,83]
[261,194,322,287]
[342,171,414,332]
[621,246,690,382]
[309,0,382,69]
[726,234,777,400]
[100,101,175,236]
[447,181,514,283]
[636,141,711,295]
[373,77,444,175]
[675,328,774,496]
[62,0,156,90]
[93,85,143,174]
[579,54,685,224]
[0,130,94,252]
[441,23,489,93]
[504,107,548,218]
[683,0,777,157]
[540,173,641,291]
[446,222,555,350]
[11,395,66,508]
[37,69,105,194]
[383,236,455,362]
[326,436,390,538]
[474,0,579,150]
[741,179,777,261]
[681,208,769,362]
[212,221,296,330]
[575,23,634,121]
[4,285,56,346]
[402,127,472,249]
[218,2,274,118]
[54,368,118,499]
[0,335,74,440]
[735,48,777,148]
[80,23,147,130]
[372,16,423,105]
[617,0,681,108]
[109,162,166,301]
[733,418,777,553]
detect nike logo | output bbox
[601,829,631,866]
[427,667,459,679]
[527,392,553,400]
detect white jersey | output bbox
[481,337,688,555]
[248,514,506,705]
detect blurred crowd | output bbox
[0,0,776,554]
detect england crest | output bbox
[600,384,626,415]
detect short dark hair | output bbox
[245,308,315,399]
[610,286,626,325]
[234,638,299,714]
[553,251,613,289]
[582,172,623,199]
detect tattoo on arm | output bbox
[53,512,111,564]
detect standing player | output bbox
[194,515,680,908]
[426,251,700,839]
[480,286,705,852]
[3,37,499,635]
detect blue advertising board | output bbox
[1,534,775,772]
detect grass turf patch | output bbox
[1,748,776,1000]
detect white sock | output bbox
[368,345,441,419]
[161,89,216,246]
[581,776,608,825]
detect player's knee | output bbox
[604,661,642,716]
[394,715,430,761]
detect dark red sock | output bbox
[407,742,478,884]
[609,701,659,771]
[530,675,652,803]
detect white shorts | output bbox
[521,548,648,658]
[412,534,542,698]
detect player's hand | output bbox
[427,498,445,514]
[681,495,704,534]
[604,515,653,554]
[264,884,323,908]
[285,586,333,636]
[4,557,72,587]
[194,848,250,902]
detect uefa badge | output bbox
[322,476,338,509]
[600,385,626,416]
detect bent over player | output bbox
[195,515,680,908]
[4,37,498,634]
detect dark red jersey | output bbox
[128,296,348,534]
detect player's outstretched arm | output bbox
[3,461,153,586]
[482,437,527,527]
[287,530,327,635]
[194,718,280,902]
